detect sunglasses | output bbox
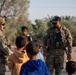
[52,22,57,25]
[1,23,5,26]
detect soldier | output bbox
[43,16,72,75]
[0,16,9,75]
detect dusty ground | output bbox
[64,47,76,62]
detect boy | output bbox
[8,36,29,75]
[21,26,32,41]
[66,61,76,75]
[34,39,44,61]
[21,26,28,36]
[20,41,50,75]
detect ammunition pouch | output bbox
[46,39,66,50]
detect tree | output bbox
[33,19,48,40]
[1,0,30,45]
[0,0,30,22]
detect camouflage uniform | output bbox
[43,26,72,75]
[0,17,9,75]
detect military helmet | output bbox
[0,16,5,26]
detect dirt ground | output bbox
[64,47,76,62]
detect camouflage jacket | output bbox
[43,25,72,55]
[0,30,9,59]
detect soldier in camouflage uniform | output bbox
[43,16,72,75]
[0,16,9,75]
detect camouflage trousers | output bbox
[46,49,64,75]
[0,58,6,75]
[0,74,5,75]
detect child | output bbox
[21,26,32,41]
[20,41,50,75]
[66,61,76,75]
[36,40,44,61]
[8,36,29,75]
[21,26,28,36]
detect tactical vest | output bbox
[47,26,68,49]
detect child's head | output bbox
[33,39,42,48]
[21,26,28,35]
[25,41,39,58]
[15,36,26,49]
[66,61,76,74]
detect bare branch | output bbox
[0,0,7,14]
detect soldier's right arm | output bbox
[43,28,50,52]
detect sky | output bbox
[28,0,76,23]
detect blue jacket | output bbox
[20,59,50,75]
